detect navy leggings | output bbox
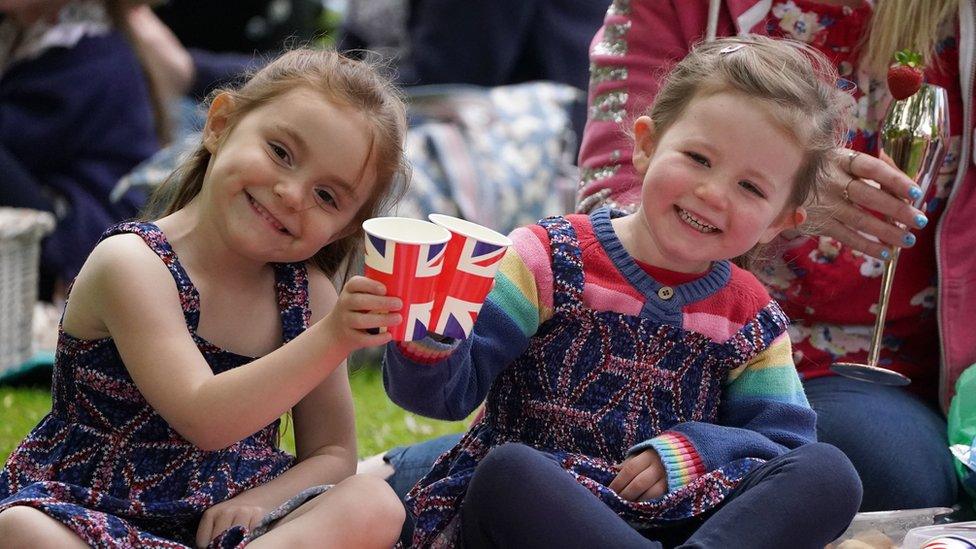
[460,442,862,549]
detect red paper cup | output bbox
[427,214,513,339]
[363,217,451,341]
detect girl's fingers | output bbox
[638,478,668,502]
[348,311,402,330]
[618,465,664,502]
[210,512,234,541]
[346,275,389,295]
[609,453,650,493]
[195,515,215,549]
[344,292,402,313]
[231,509,253,532]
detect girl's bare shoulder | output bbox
[62,233,184,340]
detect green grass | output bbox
[0,364,466,463]
[0,386,51,462]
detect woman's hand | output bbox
[609,449,667,502]
[321,276,402,355]
[809,148,929,260]
[195,494,269,548]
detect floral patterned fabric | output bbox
[756,0,963,400]
[0,222,307,547]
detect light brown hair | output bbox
[144,48,409,278]
[649,35,851,213]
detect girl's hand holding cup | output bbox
[361,214,512,342]
[323,276,403,354]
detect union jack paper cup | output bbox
[363,217,451,341]
[921,537,976,549]
[428,214,512,339]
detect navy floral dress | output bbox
[0,222,309,548]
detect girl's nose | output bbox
[272,180,306,211]
[693,179,728,209]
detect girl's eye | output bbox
[314,188,336,208]
[687,152,710,167]
[739,180,765,198]
[269,142,291,164]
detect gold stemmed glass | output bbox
[831,83,950,385]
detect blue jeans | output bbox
[385,434,463,545]
[804,375,958,510]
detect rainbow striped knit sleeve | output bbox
[626,333,816,494]
[393,225,553,363]
[724,332,809,407]
[383,225,555,420]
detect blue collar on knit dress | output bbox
[589,207,731,324]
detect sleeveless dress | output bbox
[407,215,786,547]
[0,222,307,548]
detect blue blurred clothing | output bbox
[0,26,158,285]
[187,49,264,100]
[805,375,958,511]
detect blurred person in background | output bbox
[0,0,163,302]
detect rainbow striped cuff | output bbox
[394,337,459,365]
[642,432,707,493]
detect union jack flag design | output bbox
[430,237,508,339]
[364,234,447,341]
[922,537,976,549]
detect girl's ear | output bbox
[760,206,807,244]
[203,93,235,153]
[632,116,656,175]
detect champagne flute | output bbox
[831,83,949,385]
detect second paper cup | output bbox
[428,214,513,339]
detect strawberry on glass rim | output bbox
[887,49,925,101]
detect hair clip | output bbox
[719,44,745,55]
[836,78,858,93]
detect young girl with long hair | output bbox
[0,48,410,548]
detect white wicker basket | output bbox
[0,208,55,373]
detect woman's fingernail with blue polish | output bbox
[903,233,916,246]
[880,248,890,260]
[909,186,923,200]
[915,214,928,229]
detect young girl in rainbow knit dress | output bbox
[384,36,863,548]
[0,49,409,548]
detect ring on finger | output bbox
[846,150,859,174]
[843,176,857,202]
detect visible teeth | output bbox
[249,195,288,234]
[678,209,718,233]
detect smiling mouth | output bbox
[676,207,720,234]
[247,193,291,235]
